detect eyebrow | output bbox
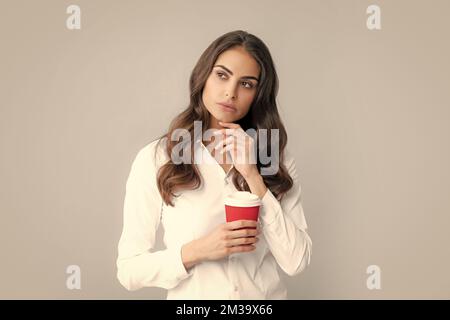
[213,65,259,82]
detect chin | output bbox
[219,117,236,123]
[212,113,231,123]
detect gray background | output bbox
[1,0,449,299]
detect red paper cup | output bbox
[224,191,261,229]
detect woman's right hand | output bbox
[195,220,261,262]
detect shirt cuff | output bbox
[259,188,283,226]
[170,242,195,283]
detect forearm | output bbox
[263,216,312,276]
[117,245,194,291]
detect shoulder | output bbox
[132,136,170,171]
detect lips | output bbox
[217,102,237,111]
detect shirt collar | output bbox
[193,135,235,177]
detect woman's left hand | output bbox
[213,121,260,180]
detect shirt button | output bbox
[234,285,239,291]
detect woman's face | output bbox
[202,46,261,127]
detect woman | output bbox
[116,30,312,299]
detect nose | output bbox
[225,82,238,100]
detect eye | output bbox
[241,81,254,89]
[216,71,227,80]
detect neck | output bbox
[202,116,222,147]
[208,116,222,131]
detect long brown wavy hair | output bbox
[154,30,293,207]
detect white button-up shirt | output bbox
[116,136,312,299]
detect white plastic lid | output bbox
[224,191,261,207]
